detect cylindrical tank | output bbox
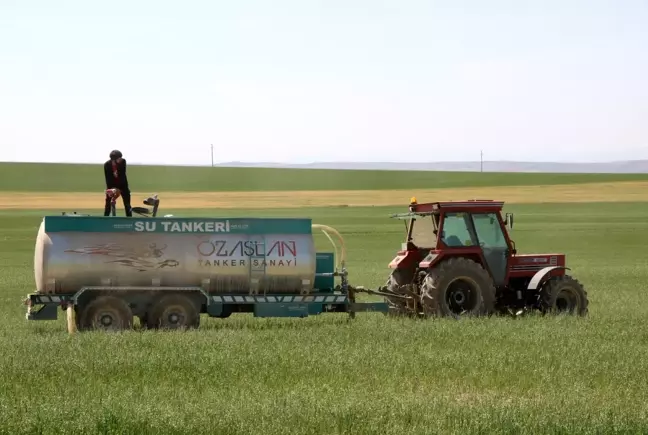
[34,216,317,295]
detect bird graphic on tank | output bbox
[64,243,180,272]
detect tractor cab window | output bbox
[471,213,508,249]
[408,215,437,248]
[441,213,476,247]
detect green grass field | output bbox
[2,161,648,192]
[2,196,648,434]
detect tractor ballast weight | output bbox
[383,198,588,317]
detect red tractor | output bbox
[383,198,588,318]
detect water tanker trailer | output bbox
[24,214,392,332]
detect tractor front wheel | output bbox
[420,257,495,318]
[538,275,588,316]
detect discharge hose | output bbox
[311,224,347,270]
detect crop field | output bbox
[2,161,648,192]
[1,163,648,434]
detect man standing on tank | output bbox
[104,150,133,217]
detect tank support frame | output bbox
[23,276,398,325]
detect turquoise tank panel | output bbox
[314,252,335,290]
[43,216,313,235]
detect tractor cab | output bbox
[389,198,516,286]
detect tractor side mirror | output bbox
[505,213,514,229]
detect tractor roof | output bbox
[391,199,505,219]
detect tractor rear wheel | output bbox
[420,257,495,318]
[385,270,416,317]
[538,275,588,316]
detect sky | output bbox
[1,0,647,166]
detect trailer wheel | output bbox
[78,296,133,331]
[147,294,200,330]
[538,275,588,316]
[420,257,495,318]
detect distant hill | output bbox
[4,159,648,173]
[210,160,648,173]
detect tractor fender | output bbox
[389,251,419,269]
[526,266,570,291]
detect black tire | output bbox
[147,294,200,330]
[78,295,133,331]
[384,270,415,317]
[420,257,495,318]
[538,275,588,316]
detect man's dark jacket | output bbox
[104,158,129,190]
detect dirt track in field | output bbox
[0,181,646,210]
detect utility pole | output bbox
[480,150,483,172]
[211,144,214,167]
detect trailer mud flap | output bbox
[26,304,59,321]
[206,303,224,317]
